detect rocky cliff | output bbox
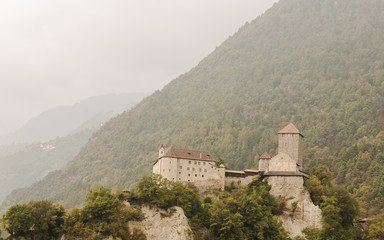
[128,206,193,240]
[268,176,322,237]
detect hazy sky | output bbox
[0,0,278,134]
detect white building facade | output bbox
[153,145,225,191]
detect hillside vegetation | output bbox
[0,129,94,205]
[0,93,147,144]
[2,0,384,213]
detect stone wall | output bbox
[268,153,297,172]
[225,175,254,188]
[154,157,225,190]
[266,176,322,237]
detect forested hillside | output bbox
[0,93,147,144]
[2,0,384,212]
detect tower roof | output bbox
[259,152,271,159]
[278,123,304,137]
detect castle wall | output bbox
[152,157,178,181]
[268,153,297,172]
[266,176,322,237]
[225,175,254,188]
[153,158,224,190]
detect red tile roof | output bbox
[259,152,271,159]
[278,123,303,136]
[163,147,215,161]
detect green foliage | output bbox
[304,165,359,240]
[317,136,384,216]
[302,227,322,240]
[64,187,143,240]
[368,218,384,240]
[305,176,324,206]
[82,187,120,223]
[1,204,32,238]
[310,165,333,187]
[209,177,289,240]
[1,188,144,240]
[131,174,202,220]
[1,201,66,240]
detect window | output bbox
[202,175,204,177]
[189,161,191,164]
[187,167,190,170]
[179,166,182,169]
[179,178,181,180]
[169,169,171,172]
[192,168,195,171]
[194,161,197,165]
[195,174,197,177]
[199,168,202,172]
[204,169,207,172]
[198,162,201,165]
[188,174,190,176]
[203,162,206,165]
[163,169,165,172]
[179,172,181,174]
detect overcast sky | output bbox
[0,0,278,135]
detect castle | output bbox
[152,123,307,189]
[152,123,322,236]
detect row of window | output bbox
[188,160,206,166]
[178,174,205,181]
[181,166,208,172]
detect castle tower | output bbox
[158,144,165,158]
[258,152,271,172]
[278,123,303,170]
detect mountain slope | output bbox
[3,0,384,209]
[0,92,148,144]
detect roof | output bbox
[278,123,304,137]
[262,171,309,178]
[244,169,259,173]
[259,152,271,159]
[225,169,259,177]
[162,147,215,161]
[225,170,245,174]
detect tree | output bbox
[305,175,325,205]
[1,204,32,238]
[28,200,67,239]
[368,219,384,240]
[82,187,120,223]
[310,165,333,187]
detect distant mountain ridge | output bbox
[0,92,149,144]
[0,92,148,209]
[2,0,384,211]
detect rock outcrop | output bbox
[267,176,322,237]
[128,206,193,240]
